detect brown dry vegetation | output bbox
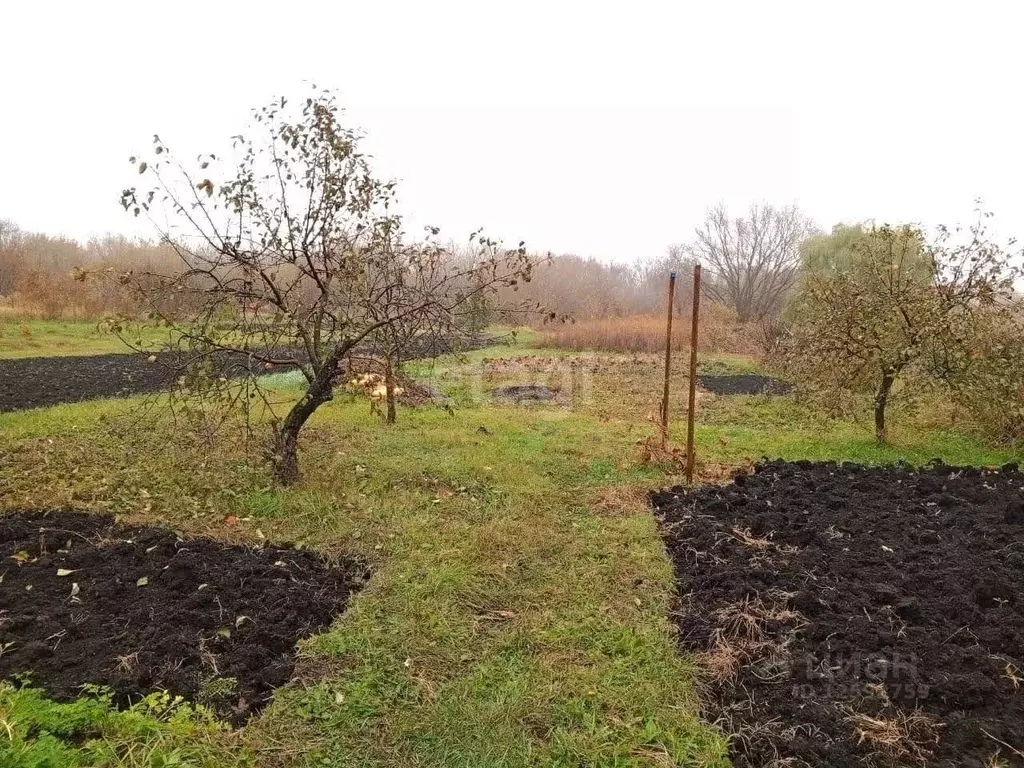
[496,252,695,321]
[0,222,178,319]
[534,306,762,355]
[1,219,694,325]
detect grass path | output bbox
[0,319,173,359]
[0,346,1018,767]
[244,404,731,767]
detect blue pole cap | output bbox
[670,271,677,279]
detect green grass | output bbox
[0,319,175,359]
[0,684,244,767]
[0,346,1018,766]
[697,393,1018,467]
[0,320,529,360]
[0,392,728,767]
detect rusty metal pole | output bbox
[686,264,702,484]
[660,272,677,447]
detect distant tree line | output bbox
[0,222,179,318]
[1,200,818,328]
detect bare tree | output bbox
[118,89,543,483]
[634,245,696,316]
[686,203,818,322]
[0,219,23,295]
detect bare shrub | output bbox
[496,246,697,323]
[0,228,180,319]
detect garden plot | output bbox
[0,510,367,723]
[652,460,1024,767]
[0,333,489,412]
[696,374,792,395]
[0,352,182,411]
[0,350,285,412]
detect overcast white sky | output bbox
[2,1,1021,262]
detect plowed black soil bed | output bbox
[0,334,490,412]
[652,460,1024,767]
[696,374,792,395]
[0,351,277,412]
[0,510,367,723]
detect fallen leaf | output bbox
[136,576,149,586]
[56,568,76,577]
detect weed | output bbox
[0,683,245,767]
[198,676,239,706]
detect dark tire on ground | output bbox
[0,510,367,723]
[491,384,557,403]
[696,374,792,395]
[652,460,1024,767]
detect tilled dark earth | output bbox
[0,510,367,723]
[0,334,490,412]
[696,374,792,395]
[652,460,1024,767]
[0,350,281,412]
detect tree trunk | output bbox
[271,424,302,485]
[270,388,328,484]
[268,342,351,484]
[874,369,896,445]
[384,356,397,425]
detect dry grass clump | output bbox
[698,596,806,686]
[588,483,650,516]
[535,304,761,355]
[844,708,942,764]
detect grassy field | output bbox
[0,342,1018,767]
[0,319,176,359]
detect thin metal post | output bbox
[661,272,677,447]
[686,264,702,483]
